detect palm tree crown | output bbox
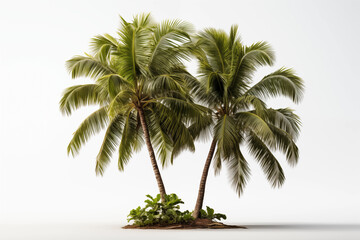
[191,25,304,217]
[60,14,206,201]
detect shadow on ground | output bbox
[243,224,360,231]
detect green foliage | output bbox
[127,194,194,226]
[60,13,209,175]
[192,25,304,196]
[199,206,227,221]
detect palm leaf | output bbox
[67,107,109,157]
[246,67,304,103]
[247,132,285,187]
[95,114,125,175]
[59,84,107,115]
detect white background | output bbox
[1,0,360,231]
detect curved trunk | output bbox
[138,107,167,202]
[192,138,217,218]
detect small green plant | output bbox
[199,206,227,221]
[127,194,194,226]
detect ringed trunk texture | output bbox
[192,138,217,219]
[138,107,167,203]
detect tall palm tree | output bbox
[190,26,304,218]
[59,14,205,202]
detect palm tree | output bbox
[59,14,205,202]
[190,26,304,218]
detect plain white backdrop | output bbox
[1,0,360,232]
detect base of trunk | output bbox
[123,219,246,229]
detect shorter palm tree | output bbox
[60,14,206,202]
[190,26,304,218]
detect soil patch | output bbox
[123,218,246,229]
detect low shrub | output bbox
[127,194,194,226]
[199,206,227,221]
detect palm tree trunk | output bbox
[137,106,167,203]
[192,138,217,219]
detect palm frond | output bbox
[118,111,139,171]
[95,114,125,175]
[196,28,229,73]
[67,107,109,157]
[59,84,107,115]
[236,111,274,142]
[264,108,301,139]
[96,74,132,98]
[148,19,193,75]
[268,124,299,166]
[227,147,251,196]
[247,132,285,187]
[246,67,304,103]
[66,54,115,79]
[108,89,134,118]
[213,114,240,159]
[90,34,120,63]
[228,41,275,97]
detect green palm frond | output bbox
[268,124,299,166]
[148,19,193,75]
[228,41,275,97]
[197,28,229,73]
[213,115,240,159]
[67,107,109,157]
[264,108,301,139]
[227,147,251,196]
[59,84,107,115]
[108,89,134,118]
[247,132,285,188]
[235,95,267,117]
[90,34,120,63]
[246,67,304,103]
[147,110,173,167]
[95,114,125,175]
[117,14,153,82]
[236,111,274,142]
[66,54,115,79]
[118,111,139,171]
[96,74,131,98]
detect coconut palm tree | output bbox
[190,26,304,218]
[59,14,206,202]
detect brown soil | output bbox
[123,218,246,229]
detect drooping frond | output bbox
[108,89,134,118]
[146,110,173,167]
[213,114,240,159]
[188,112,213,141]
[66,54,115,79]
[247,132,285,188]
[150,103,195,164]
[67,107,109,157]
[264,108,301,139]
[95,114,124,175]
[155,96,210,121]
[267,124,299,166]
[227,147,251,196]
[96,74,132,99]
[246,67,304,103]
[236,111,274,142]
[118,111,140,171]
[90,34,120,63]
[235,95,267,117]
[59,84,107,115]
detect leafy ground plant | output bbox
[199,206,227,221]
[127,194,193,226]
